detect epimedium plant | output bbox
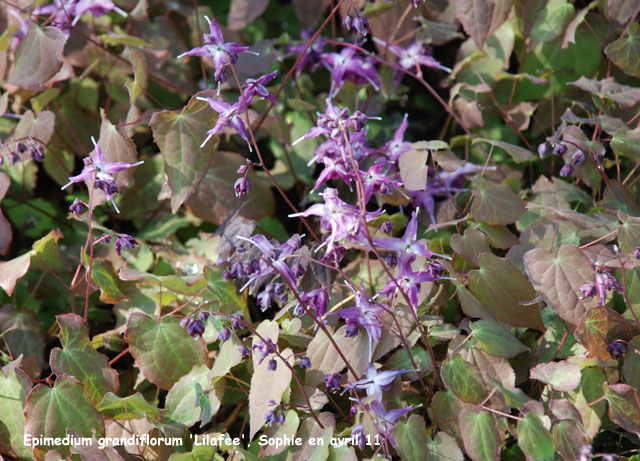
[0,0,639,460]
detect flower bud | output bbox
[198,311,211,322]
[219,326,231,342]
[352,16,369,36]
[634,247,640,260]
[69,198,87,214]
[537,143,550,158]
[572,149,586,165]
[342,15,353,30]
[234,177,250,198]
[380,221,394,234]
[267,358,278,371]
[31,145,45,162]
[553,142,567,155]
[16,142,27,153]
[299,356,311,369]
[237,164,248,174]
[559,163,574,177]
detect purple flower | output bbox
[380,221,394,234]
[265,410,278,426]
[34,0,126,30]
[321,47,379,96]
[31,144,45,162]
[559,164,574,177]
[352,16,370,36]
[375,39,450,82]
[370,400,414,448]
[238,344,250,356]
[69,198,87,214]
[380,255,445,312]
[61,137,143,213]
[252,338,277,364]
[360,162,400,201]
[178,16,253,84]
[330,285,384,359]
[325,372,342,392]
[197,95,252,151]
[244,70,278,104]
[232,314,244,329]
[579,265,623,306]
[345,364,407,398]
[384,114,412,162]
[572,150,586,165]
[185,318,205,339]
[235,234,299,292]
[234,177,251,198]
[114,234,138,256]
[342,15,353,30]
[607,340,627,359]
[299,356,311,369]
[374,209,448,262]
[219,327,231,342]
[267,358,278,371]
[634,247,640,260]
[290,188,381,254]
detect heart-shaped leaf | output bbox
[50,314,119,404]
[523,245,597,326]
[150,92,217,213]
[7,21,67,90]
[605,22,640,78]
[394,414,429,461]
[0,361,34,460]
[454,0,514,50]
[0,305,45,379]
[575,307,632,360]
[469,253,544,330]
[398,149,428,191]
[125,313,208,390]
[458,409,499,461]
[441,354,488,404]
[471,320,529,358]
[165,365,223,426]
[605,384,640,435]
[530,361,581,392]
[97,392,160,420]
[471,177,526,225]
[553,420,587,460]
[450,228,490,266]
[517,413,555,461]
[24,375,105,460]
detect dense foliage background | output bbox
[1,0,640,459]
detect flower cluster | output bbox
[34,0,127,31]
[0,137,46,166]
[579,264,623,306]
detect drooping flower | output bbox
[61,137,143,213]
[114,234,138,255]
[325,372,342,392]
[607,340,627,359]
[235,234,300,292]
[243,70,278,104]
[299,356,311,369]
[579,264,623,306]
[370,400,414,448]
[345,364,407,399]
[383,114,412,162]
[69,198,88,214]
[219,326,231,342]
[178,16,254,84]
[283,30,328,78]
[234,177,251,198]
[375,39,450,82]
[196,95,252,150]
[34,0,126,30]
[321,47,380,97]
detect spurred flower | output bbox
[384,114,412,162]
[61,137,143,213]
[197,95,252,151]
[243,70,278,104]
[178,16,253,84]
[321,47,380,96]
[234,177,251,198]
[375,39,450,82]
[114,234,138,255]
[345,364,407,398]
[370,400,414,448]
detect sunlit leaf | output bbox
[0,361,34,460]
[97,392,160,420]
[471,320,529,358]
[125,313,208,389]
[441,354,488,404]
[165,365,223,426]
[450,228,489,266]
[530,360,581,392]
[517,413,554,461]
[605,22,640,78]
[398,149,428,191]
[471,176,526,225]
[395,414,429,461]
[605,384,640,435]
[458,409,499,461]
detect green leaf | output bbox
[624,337,640,390]
[150,92,217,213]
[605,22,640,78]
[166,365,223,426]
[99,34,153,49]
[458,409,499,461]
[125,49,148,104]
[0,305,45,379]
[575,307,632,360]
[611,127,640,162]
[523,245,598,326]
[90,259,129,303]
[450,228,490,266]
[427,431,463,460]
[0,362,34,460]
[186,151,275,224]
[441,354,488,404]
[24,375,105,460]
[472,138,534,163]
[569,367,607,439]
[605,383,640,435]
[431,391,463,440]
[388,346,433,381]
[31,88,61,113]
[50,314,119,404]
[517,413,555,461]
[394,414,428,461]
[469,253,545,330]
[97,392,161,420]
[553,420,587,460]
[471,176,526,225]
[618,213,640,255]
[125,313,209,389]
[204,266,248,316]
[471,320,529,358]
[530,360,581,392]
[7,21,67,90]
[528,0,574,48]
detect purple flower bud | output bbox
[537,143,551,158]
[292,263,306,278]
[350,404,358,417]
[232,314,244,329]
[234,177,250,198]
[634,247,640,260]
[9,151,19,165]
[101,233,112,244]
[237,164,248,174]
[219,326,231,342]
[559,164,574,177]
[266,399,277,406]
[299,356,311,369]
[579,282,597,299]
[277,412,285,424]
[343,15,353,30]
[265,410,277,426]
[380,221,394,234]
[607,340,627,359]
[268,358,278,371]
[180,317,191,328]
[16,142,27,153]
[352,16,369,36]
[187,319,205,339]
[198,311,211,322]
[325,373,342,392]
[69,198,87,214]
[309,289,329,317]
[31,144,45,162]
[553,142,567,155]
[239,345,250,356]
[385,253,398,268]
[572,150,586,165]
[410,0,422,6]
